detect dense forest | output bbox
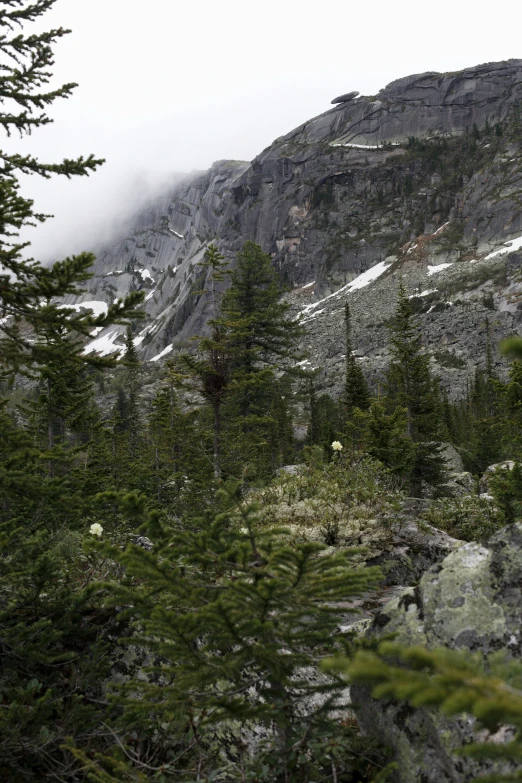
[2,3,522,782]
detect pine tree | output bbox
[122,327,141,456]
[179,245,234,478]
[85,483,384,782]
[365,400,416,478]
[0,2,142,380]
[343,302,370,415]
[386,282,446,494]
[221,241,303,433]
[0,4,142,776]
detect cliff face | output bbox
[71,60,522,395]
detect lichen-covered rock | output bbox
[444,471,475,497]
[353,523,522,782]
[258,461,462,584]
[367,509,462,586]
[480,460,516,493]
[440,443,464,473]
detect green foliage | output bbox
[84,483,385,782]
[386,282,446,494]
[326,642,522,782]
[489,464,522,525]
[257,450,403,557]
[0,4,143,778]
[344,302,370,416]
[364,401,416,479]
[420,495,505,543]
[308,383,343,452]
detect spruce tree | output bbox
[328,642,522,783]
[0,4,142,776]
[85,483,384,782]
[365,400,416,478]
[179,244,234,478]
[386,282,446,495]
[343,302,370,415]
[221,241,303,432]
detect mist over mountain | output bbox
[68,59,522,399]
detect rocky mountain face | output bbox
[72,59,522,398]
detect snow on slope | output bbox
[150,344,173,362]
[59,300,108,317]
[485,235,522,260]
[427,263,453,276]
[301,260,391,319]
[82,329,123,357]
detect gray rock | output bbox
[276,464,302,476]
[480,460,517,492]
[72,60,522,401]
[331,90,359,104]
[369,506,462,585]
[353,523,522,782]
[441,442,464,473]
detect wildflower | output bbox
[331,441,343,452]
[89,522,103,537]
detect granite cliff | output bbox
[70,59,522,398]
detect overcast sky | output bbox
[11,0,522,260]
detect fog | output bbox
[10,0,522,261]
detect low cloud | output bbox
[19,164,188,264]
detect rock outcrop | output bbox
[353,523,522,782]
[72,60,522,398]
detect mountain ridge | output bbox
[69,59,522,396]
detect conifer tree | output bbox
[327,642,522,783]
[146,372,208,507]
[0,2,142,380]
[0,4,142,776]
[221,241,303,431]
[344,301,370,415]
[386,282,446,494]
[86,483,384,782]
[501,360,522,459]
[365,400,415,478]
[122,327,141,456]
[179,245,233,478]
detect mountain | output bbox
[70,59,522,398]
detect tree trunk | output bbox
[213,399,221,479]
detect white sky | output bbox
[9,0,522,260]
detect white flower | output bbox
[331,441,343,452]
[240,527,249,535]
[89,523,103,537]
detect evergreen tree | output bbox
[501,360,522,459]
[122,327,141,456]
[386,282,446,494]
[0,3,141,380]
[328,642,522,783]
[179,245,233,478]
[365,400,416,478]
[307,380,342,454]
[85,483,384,782]
[343,302,370,415]
[146,371,210,509]
[0,4,142,777]
[221,241,303,432]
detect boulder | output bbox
[480,460,516,493]
[353,524,522,782]
[368,500,462,585]
[331,90,359,104]
[441,442,464,473]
